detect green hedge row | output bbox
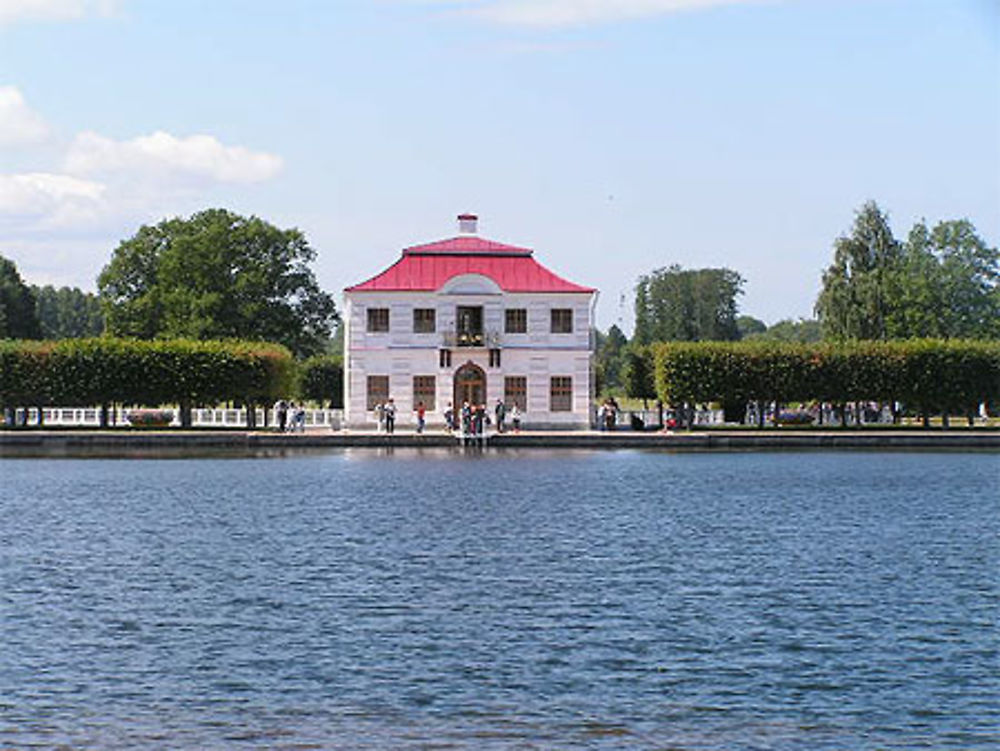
[653,339,1000,421]
[0,339,295,419]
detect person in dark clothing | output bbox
[384,398,396,434]
[494,398,507,433]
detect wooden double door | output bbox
[454,363,486,407]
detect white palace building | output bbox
[343,215,597,429]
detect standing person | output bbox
[275,399,288,432]
[384,398,396,434]
[598,401,608,431]
[472,404,484,436]
[285,401,296,432]
[443,402,455,432]
[494,398,507,434]
[510,403,522,433]
[375,401,385,433]
[294,403,306,432]
[415,400,426,434]
[461,401,472,436]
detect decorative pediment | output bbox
[439,273,502,295]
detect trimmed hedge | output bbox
[653,339,1000,424]
[0,338,295,423]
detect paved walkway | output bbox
[2,427,998,454]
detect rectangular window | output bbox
[488,348,501,368]
[413,308,436,333]
[439,349,452,368]
[505,376,527,411]
[505,308,527,334]
[367,307,389,333]
[550,308,573,334]
[367,375,389,410]
[550,376,572,412]
[413,376,436,411]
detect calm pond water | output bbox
[1,449,997,750]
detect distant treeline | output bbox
[625,339,1000,426]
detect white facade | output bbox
[344,266,597,430]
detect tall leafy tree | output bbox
[815,200,901,340]
[593,323,628,394]
[33,285,104,339]
[633,265,744,344]
[99,209,339,357]
[0,255,42,339]
[930,219,1000,338]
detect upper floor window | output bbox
[505,308,527,334]
[367,307,389,333]
[413,308,436,333]
[550,308,573,334]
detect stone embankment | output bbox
[1,429,998,456]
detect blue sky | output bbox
[1,0,997,331]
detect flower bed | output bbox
[125,409,175,428]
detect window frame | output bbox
[366,307,390,333]
[504,376,527,411]
[366,375,389,410]
[549,376,572,412]
[413,375,436,411]
[550,308,573,334]
[413,308,436,334]
[505,308,528,334]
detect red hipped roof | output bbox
[346,235,594,293]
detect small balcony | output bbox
[442,330,501,348]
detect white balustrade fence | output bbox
[5,407,343,430]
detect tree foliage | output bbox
[634,265,744,344]
[736,315,767,339]
[0,255,41,340]
[33,285,104,339]
[98,209,338,357]
[816,202,999,340]
[742,318,822,343]
[299,355,344,408]
[622,344,656,402]
[593,324,628,394]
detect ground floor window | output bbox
[550,376,572,412]
[367,375,389,410]
[439,349,452,368]
[413,375,436,411]
[488,348,501,368]
[505,376,527,411]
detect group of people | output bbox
[373,398,398,433]
[440,399,521,435]
[597,397,621,430]
[273,399,306,432]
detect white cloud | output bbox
[0,172,106,225]
[65,130,284,183]
[453,0,778,27]
[0,86,49,144]
[0,0,119,27]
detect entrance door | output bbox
[454,362,486,407]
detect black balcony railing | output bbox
[442,331,501,348]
